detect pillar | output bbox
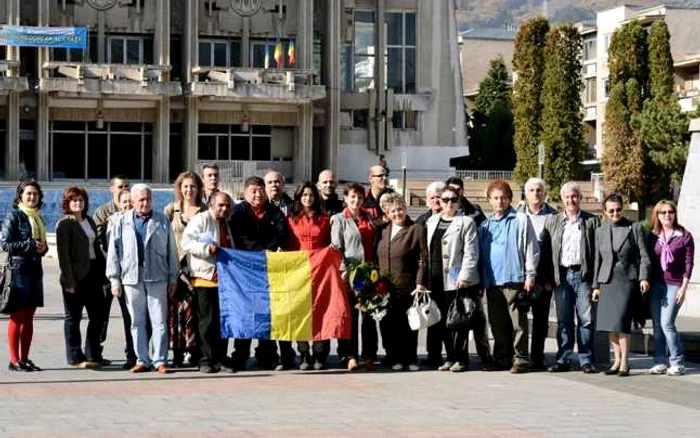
[297,0,313,70]
[152,0,171,183]
[293,102,313,182]
[36,0,50,181]
[321,0,340,172]
[5,0,21,180]
[184,0,199,172]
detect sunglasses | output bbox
[606,208,622,214]
[658,210,675,215]
[372,174,387,178]
[441,197,459,203]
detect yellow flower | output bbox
[370,270,380,283]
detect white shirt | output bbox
[391,224,404,240]
[560,214,582,267]
[80,218,96,260]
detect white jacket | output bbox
[181,210,233,281]
[426,214,480,291]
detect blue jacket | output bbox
[0,209,47,308]
[106,209,179,289]
[478,208,540,289]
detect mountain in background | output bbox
[456,0,700,30]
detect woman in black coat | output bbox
[0,180,49,372]
[56,186,109,368]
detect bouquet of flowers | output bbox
[347,262,394,321]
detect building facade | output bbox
[0,0,468,184]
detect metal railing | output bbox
[455,170,514,181]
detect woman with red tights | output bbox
[1,180,48,372]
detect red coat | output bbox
[286,213,332,250]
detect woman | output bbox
[164,171,206,367]
[478,179,539,374]
[286,182,332,370]
[56,187,108,368]
[0,180,48,372]
[592,193,650,376]
[376,193,427,371]
[646,200,694,376]
[426,187,486,373]
[331,182,378,371]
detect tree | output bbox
[602,22,649,202]
[647,20,674,99]
[540,24,585,195]
[512,17,549,182]
[468,56,516,170]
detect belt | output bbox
[561,264,581,271]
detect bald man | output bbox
[363,164,393,221]
[316,169,343,215]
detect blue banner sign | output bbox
[0,26,88,49]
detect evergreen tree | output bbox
[512,17,549,182]
[540,24,585,195]
[648,20,674,99]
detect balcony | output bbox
[678,88,700,113]
[583,105,597,121]
[40,62,182,98]
[190,67,325,103]
[0,60,29,94]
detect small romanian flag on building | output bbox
[273,37,283,67]
[264,43,270,69]
[217,247,352,341]
[288,38,296,66]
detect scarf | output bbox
[659,231,675,272]
[17,202,47,243]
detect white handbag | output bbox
[406,288,442,331]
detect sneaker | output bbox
[407,363,420,372]
[438,362,453,371]
[299,361,311,371]
[667,365,685,376]
[391,363,404,371]
[648,364,668,375]
[347,358,359,371]
[313,361,326,371]
[274,364,287,372]
[450,362,466,373]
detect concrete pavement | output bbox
[1,259,699,437]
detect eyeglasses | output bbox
[441,197,459,203]
[372,174,388,179]
[658,210,675,215]
[606,208,622,214]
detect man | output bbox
[201,163,220,205]
[182,192,234,373]
[542,181,600,374]
[516,178,558,370]
[317,169,343,215]
[415,181,445,226]
[445,176,486,226]
[364,164,393,221]
[93,175,136,369]
[264,170,293,215]
[229,176,289,371]
[106,184,179,374]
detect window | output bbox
[0,120,6,178]
[108,36,152,64]
[0,45,6,60]
[352,109,369,129]
[51,48,86,62]
[583,38,596,61]
[199,40,230,67]
[392,110,417,130]
[602,77,610,99]
[197,124,272,161]
[341,43,353,92]
[585,78,597,104]
[385,11,416,93]
[354,11,376,92]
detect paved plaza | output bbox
[1,259,699,437]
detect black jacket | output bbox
[319,194,344,215]
[459,197,486,227]
[229,201,288,252]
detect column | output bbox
[321,0,340,172]
[242,18,250,68]
[152,0,171,182]
[375,0,386,153]
[293,102,313,182]
[5,0,20,180]
[36,0,50,181]
[185,98,199,172]
[184,0,199,171]
[297,0,313,70]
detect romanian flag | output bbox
[273,37,283,68]
[264,43,270,69]
[217,247,351,341]
[288,38,296,67]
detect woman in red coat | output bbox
[286,182,332,370]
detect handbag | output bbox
[445,290,476,329]
[0,250,14,315]
[406,288,442,331]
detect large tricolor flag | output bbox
[217,247,352,341]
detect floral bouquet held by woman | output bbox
[348,262,394,321]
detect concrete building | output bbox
[582,4,700,163]
[0,0,468,184]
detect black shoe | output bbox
[122,360,137,370]
[603,366,620,375]
[21,360,42,371]
[618,365,630,377]
[548,362,570,373]
[581,363,596,374]
[530,362,547,372]
[8,362,31,372]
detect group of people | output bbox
[0,163,693,378]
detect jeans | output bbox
[123,281,169,368]
[554,267,595,366]
[102,289,138,363]
[649,281,684,367]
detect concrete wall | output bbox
[678,118,700,317]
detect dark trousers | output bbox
[298,341,330,363]
[337,307,378,361]
[380,294,418,365]
[486,286,530,367]
[276,341,297,367]
[63,264,106,364]
[196,287,228,367]
[530,286,553,366]
[232,339,279,369]
[428,286,491,365]
[102,288,138,363]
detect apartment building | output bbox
[0,0,468,184]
